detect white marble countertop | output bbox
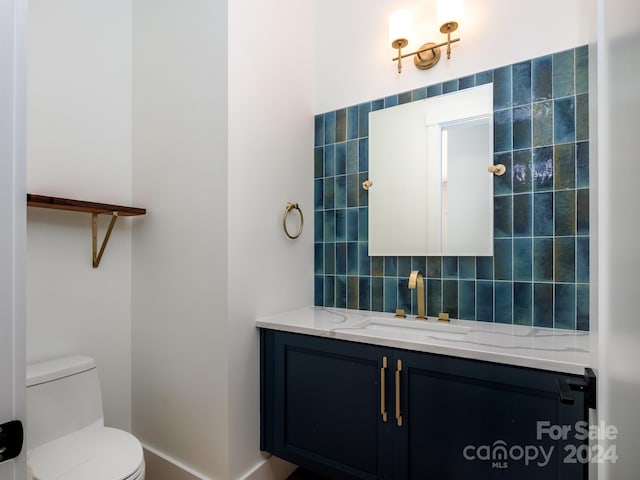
[256,306,592,375]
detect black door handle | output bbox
[556,368,597,409]
[0,420,23,463]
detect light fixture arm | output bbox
[440,21,459,59]
[392,37,460,62]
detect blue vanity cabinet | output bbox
[395,349,590,480]
[260,329,593,480]
[261,330,393,480]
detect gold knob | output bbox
[362,180,373,190]
[488,164,506,176]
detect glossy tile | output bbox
[494,195,513,237]
[512,61,532,106]
[576,142,589,188]
[324,111,336,145]
[314,115,325,147]
[359,277,371,311]
[313,47,589,329]
[347,276,359,309]
[577,189,589,235]
[513,193,533,237]
[335,275,347,308]
[476,281,494,322]
[553,50,575,98]
[346,140,359,174]
[426,279,442,316]
[513,105,532,149]
[458,280,476,320]
[347,106,358,141]
[443,280,459,318]
[494,108,513,153]
[576,236,589,284]
[532,55,552,101]
[533,238,553,282]
[335,242,346,275]
[554,97,576,144]
[494,152,513,196]
[555,190,576,236]
[427,83,443,98]
[358,103,370,138]
[384,277,397,312]
[533,283,553,328]
[577,284,589,331]
[555,237,576,283]
[554,143,576,190]
[532,100,553,147]
[494,239,513,280]
[494,282,513,324]
[533,146,554,192]
[476,257,494,280]
[443,79,459,94]
[512,149,532,194]
[554,283,576,330]
[493,66,512,110]
[459,257,476,279]
[513,238,533,281]
[459,74,475,90]
[533,192,554,236]
[575,46,589,95]
[514,282,533,326]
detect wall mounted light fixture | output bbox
[390,0,463,73]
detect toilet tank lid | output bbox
[27,355,96,387]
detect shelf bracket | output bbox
[92,212,119,268]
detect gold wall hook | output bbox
[362,180,373,190]
[488,164,507,176]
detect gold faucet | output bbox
[408,270,427,320]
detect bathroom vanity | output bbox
[258,308,594,480]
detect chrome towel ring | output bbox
[283,202,304,239]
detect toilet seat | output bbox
[29,426,145,480]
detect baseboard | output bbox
[142,444,209,480]
[240,455,297,480]
[142,444,296,480]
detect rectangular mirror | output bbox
[368,83,494,256]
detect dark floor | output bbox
[287,467,333,480]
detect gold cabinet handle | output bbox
[380,356,388,422]
[395,359,403,427]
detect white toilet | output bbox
[26,355,145,480]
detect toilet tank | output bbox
[26,355,104,451]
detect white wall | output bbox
[313,0,590,113]
[131,0,229,478]
[132,0,314,477]
[227,0,314,477]
[596,0,640,477]
[0,0,27,477]
[26,0,133,431]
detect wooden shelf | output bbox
[27,193,146,268]
[27,193,146,216]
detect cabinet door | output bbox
[263,331,393,480]
[395,350,587,480]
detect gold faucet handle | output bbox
[395,309,407,318]
[438,312,450,323]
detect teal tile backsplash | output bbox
[314,46,590,331]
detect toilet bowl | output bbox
[26,355,145,480]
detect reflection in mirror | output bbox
[368,83,493,256]
[433,119,492,255]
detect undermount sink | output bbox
[356,317,471,341]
